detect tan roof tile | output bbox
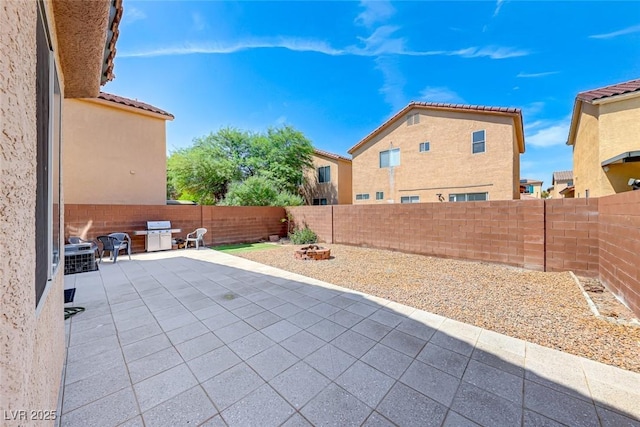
[97,92,174,118]
[314,148,351,162]
[552,170,573,182]
[577,78,640,103]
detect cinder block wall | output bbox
[286,206,334,243]
[545,198,599,276]
[598,191,640,316]
[65,205,286,253]
[330,201,545,270]
[67,194,640,317]
[202,206,287,246]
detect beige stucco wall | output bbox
[0,2,66,425]
[305,154,352,204]
[573,96,640,197]
[573,103,600,198]
[351,108,520,203]
[337,160,353,204]
[63,99,168,204]
[551,179,572,199]
[598,96,640,195]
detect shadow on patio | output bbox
[61,250,640,427]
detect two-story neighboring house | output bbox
[520,178,544,198]
[64,92,174,205]
[551,170,574,199]
[303,149,353,205]
[567,79,640,198]
[348,102,525,203]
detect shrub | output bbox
[289,226,318,244]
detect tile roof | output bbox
[97,92,174,119]
[348,101,523,154]
[559,185,575,195]
[577,78,640,103]
[552,170,573,182]
[314,148,351,162]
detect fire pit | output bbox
[295,244,331,261]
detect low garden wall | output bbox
[64,204,286,253]
[65,191,640,316]
[289,192,639,316]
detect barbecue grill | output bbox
[133,221,182,252]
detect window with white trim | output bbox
[449,192,488,202]
[355,194,370,200]
[375,192,384,200]
[400,196,420,203]
[472,130,485,154]
[317,166,330,183]
[419,142,430,152]
[406,113,420,126]
[379,148,400,168]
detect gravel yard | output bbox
[235,243,640,373]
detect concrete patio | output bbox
[61,249,640,427]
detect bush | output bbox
[289,226,318,244]
[222,175,305,207]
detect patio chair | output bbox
[185,228,207,250]
[109,232,132,259]
[96,235,130,263]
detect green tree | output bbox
[167,125,314,205]
[222,175,304,207]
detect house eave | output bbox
[52,0,121,98]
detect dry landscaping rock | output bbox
[238,244,640,373]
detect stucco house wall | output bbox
[1,2,64,422]
[570,81,640,198]
[598,96,640,195]
[304,151,352,205]
[350,107,522,204]
[1,1,118,424]
[572,103,600,198]
[337,159,353,204]
[63,97,170,204]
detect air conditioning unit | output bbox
[64,244,98,275]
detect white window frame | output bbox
[419,142,430,152]
[375,191,384,200]
[400,196,420,203]
[355,193,370,201]
[472,130,486,154]
[379,148,400,168]
[449,192,488,202]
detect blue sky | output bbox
[106,0,640,188]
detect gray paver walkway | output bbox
[61,249,640,427]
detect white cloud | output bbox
[119,39,345,58]
[375,57,407,112]
[493,0,505,17]
[120,38,530,60]
[517,71,559,78]
[122,5,146,25]
[275,116,287,125]
[192,12,207,31]
[589,24,640,39]
[449,46,530,59]
[419,86,465,104]
[525,115,572,148]
[521,101,545,118]
[355,0,396,28]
